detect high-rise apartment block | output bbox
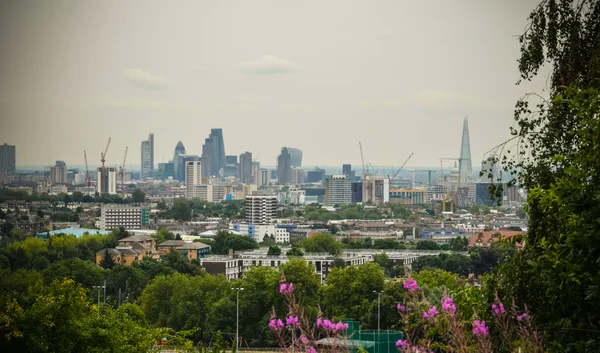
[252,162,261,186]
[239,152,253,184]
[141,133,154,179]
[50,160,67,184]
[100,204,150,230]
[363,177,390,204]
[245,195,277,223]
[259,168,271,186]
[0,143,16,174]
[291,167,305,185]
[97,167,117,194]
[325,175,352,206]
[185,161,202,198]
[277,147,291,184]
[201,128,226,179]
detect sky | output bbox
[0,0,548,170]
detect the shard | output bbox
[458,117,473,183]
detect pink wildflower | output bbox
[287,282,294,293]
[397,303,406,311]
[286,315,300,326]
[279,283,288,293]
[472,319,489,336]
[403,278,420,292]
[424,306,439,320]
[300,335,309,344]
[517,313,528,321]
[396,339,409,349]
[268,318,284,330]
[441,297,456,315]
[306,347,316,353]
[492,302,505,315]
[316,318,323,328]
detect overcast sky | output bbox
[0,0,547,170]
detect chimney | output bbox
[228,248,233,259]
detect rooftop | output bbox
[38,227,112,239]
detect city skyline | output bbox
[0,1,546,167]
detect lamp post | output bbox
[233,287,244,351]
[373,290,384,353]
[92,282,106,317]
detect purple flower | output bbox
[423,306,439,320]
[396,339,409,349]
[287,282,294,294]
[491,302,505,315]
[441,297,456,315]
[306,347,316,353]
[316,318,323,328]
[280,283,288,293]
[397,303,406,312]
[300,335,309,344]
[268,318,284,330]
[472,319,489,336]
[286,315,300,326]
[403,278,420,292]
[517,313,528,321]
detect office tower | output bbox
[252,161,261,185]
[291,167,305,184]
[481,153,499,182]
[287,147,303,167]
[260,168,271,186]
[342,164,352,176]
[245,195,277,223]
[307,167,325,183]
[177,155,200,183]
[239,152,253,184]
[141,133,154,179]
[185,161,202,198]
[97,167,117,194]
[172,141,186,181]
[201,128,226,178]
[277,147,291,184]
[0,143,16,174]
[325,175,352,206]
[226,155,237,165]
[224,155,238,177]
[459,117,473,183]
[351,182,363,203]
[50,160,67,183]
[158,162,175,180]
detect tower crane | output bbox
[359,142,371,202]
[84,150,91,195]
[119,147,128,198]
[100,137,112,169]
[389,152,414,186]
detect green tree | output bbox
[415,240,440,250]
[286,247,304,257]
[332,257,346,268]
[373,238,405,250]
[132,189,146,203]
[300,233,342,255]
[211,230,259,255]
[99,248,116,269]
[267,245,281,256]
[372,253,389,269]
[171,198,192,221]
[448,236,468,251]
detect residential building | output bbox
[175,154,200,183]
[95,247,141,267]
[201,128,226,178]
[230,223,275,243]
[239,151,253,183]
[325,175,352,206]
[74,173,86,185]
[259,168,271,186]
[277,147,291,184]
[245,194,277,223]
[185,160,202,198]
[119,235,156,249]
[97,167,117,194]
[291,167,304,185]
[363,177,389,204]
[278,186,305,204]
[252,162,261,185]
[0,143,16,174]
[50,161,67,184]
[141,133,154,179]
[199,257,244,281]
[389,189,428,205]
[100,204,149,230]
[287,147,303,167]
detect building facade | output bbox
[201,128,226,178]
[239,151,253,184]
[389,189,428,204]
[287,147,303,167]
[185,161,202,198]
[50,160,67,184]
[277,147,291,184]
[97,167,117,194]
[141,133,154,179]
[172,141,186,181]
[0,143,16,174]
[325,175,352,206]
[245,195,277,223]
[100,204,149,230]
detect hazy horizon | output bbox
[0,1,547,168]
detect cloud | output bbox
[122,69,169,89]
[190,65,205,72]
[240,55,300,75]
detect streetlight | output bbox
[373,290,384,331]
[92,280,106,317]
[233,287,244,351]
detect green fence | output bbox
[341,320,403,353]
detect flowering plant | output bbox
[269,274,350,353]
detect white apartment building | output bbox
[97,167,117,194]
[100,204,144,230]
[245,195,277,223]
[185,161,202,198]
[325,175,352,206]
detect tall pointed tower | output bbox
[459,117,473,183]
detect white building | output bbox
[275,228,290,243]
[325,175,352,206]
[245,195,277,223]
[363,177,389,204]
[74,173,86,185]
[100,204,146,230]
[97,167,117,194]
[259,169,271,186]
[185,161,202,198]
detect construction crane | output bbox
[359,142,367,179]
[389,152,414,186]
[100,137,112,169]
[84,150,91,195]
[119,147,128,198]
[439,158,465,213]
[359,142,371,202]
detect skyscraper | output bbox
[239,152,253,183]
[172,141,186,181]
[0,143,16,174]
[342,164,352,176]
[459,117,473,183]
[97,167,117,194]
[201,128,226,178]
[141,136,152,179]
[277,147,291,184]
[287,148,303,167]
[185,160,202,198]
[50,160,66,184]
